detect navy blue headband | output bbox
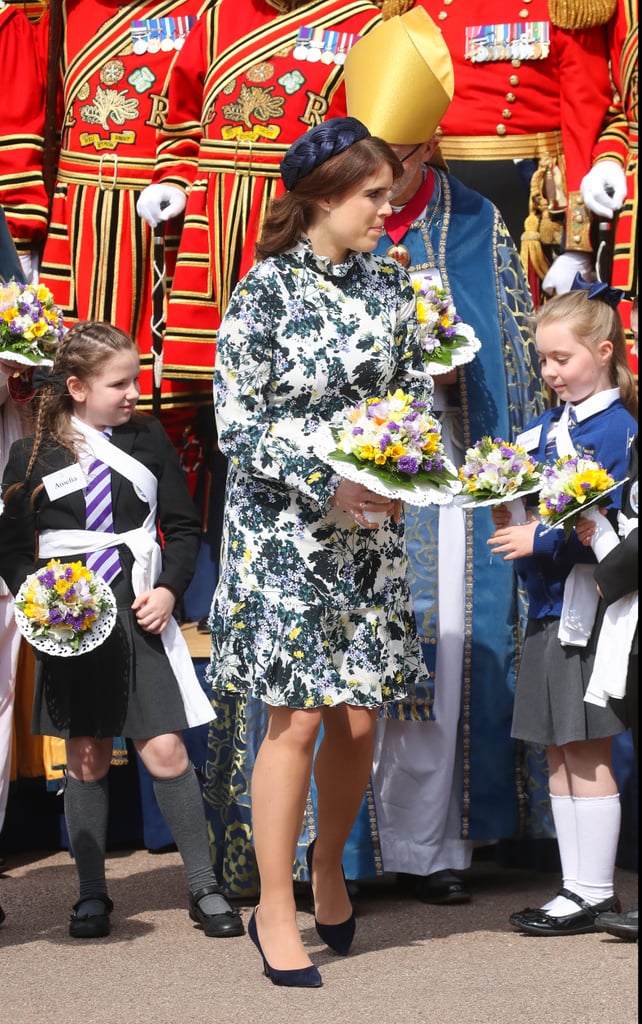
[280,117,371,191]
[570,272,626,308]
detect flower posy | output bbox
[459,436,541,500]
[331,388,458,490]
[538,456,615,538]
[16,559,111,652]
[0,280,65,363]
[413,278,479,368]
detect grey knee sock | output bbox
[152,765,223,905]
[64,775,109,900]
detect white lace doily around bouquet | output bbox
[539,480,625,535]
[14,575,117,657]
[316,427,462,507]
[454,482,541,510]
[424,334,482,377]
[0,347,54,368]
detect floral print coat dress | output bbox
[207,239,431,710]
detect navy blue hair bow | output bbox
[280,117,370,191]
[31,366,68,394]
[570,272,626,308]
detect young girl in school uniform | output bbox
[488,282,637,936]
[0,321,243,940]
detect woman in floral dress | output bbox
[207,117,430,986]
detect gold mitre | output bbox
[344,7,454,145]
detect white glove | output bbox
[542,251,593,296]
[581,160,627,219]
[136,183,186,227]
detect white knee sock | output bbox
[545,794,621,916]
[573,794,621,904]
[541,794,578,913]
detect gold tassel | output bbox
[380,0,415,19]
[520,162,555,280]
[548,0,617,29]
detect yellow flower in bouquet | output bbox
[538,456,616,538]
[0,280,65,365]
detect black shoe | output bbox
[0,903,5,926]
[189,883,245,938]
[595,907,638,941]
[306,839,356,955]
[248,909,322,988]
[69,894,113,938]
[512,889,621,936]
[414,869,471,905]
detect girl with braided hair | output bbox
[0,321,243,940]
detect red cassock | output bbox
[0,3,48,259]
[151,0,384,394]
[35,0,210,439]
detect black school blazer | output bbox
[0,414,201,599]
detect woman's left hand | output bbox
[131,585,176,634]
[330,478,401,528]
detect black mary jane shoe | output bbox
[69,894,114,938]
[414,869,471,906]
[189,883,245,938]
[513,888,621,937]
[306,839,356,956]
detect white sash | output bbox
[38,420,214,728]
[556,395,618,647]
[585,514,638,706]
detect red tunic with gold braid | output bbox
[8,1,49,23]
[591,0,637,368]
[0,3,48,258]
[411,0,613,273]
[34,0,210,440]
[151,0,384,390]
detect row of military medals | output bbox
[131,16,195,54]
[292,27,360,65]
[465,21,550,62]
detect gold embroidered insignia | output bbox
[222,83,285,128]
[79,87,140,131]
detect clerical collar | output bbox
[385,168,435,245]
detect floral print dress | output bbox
[207,238,431,709]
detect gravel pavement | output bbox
[0,848,637,1024]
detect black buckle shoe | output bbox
[513,889,621,936]
[189,883,245,938]
[69,894,114,938]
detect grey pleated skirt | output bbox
[511,614,628,747]
[31,573,193,741]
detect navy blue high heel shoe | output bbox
[306,839,356,955]
[247,909,323,988]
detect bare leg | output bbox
[312,705,378,925]
[251,706,322,970]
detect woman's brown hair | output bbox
[255,135,402,260]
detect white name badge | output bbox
[515,424,542,452]
[42,463,87,501]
